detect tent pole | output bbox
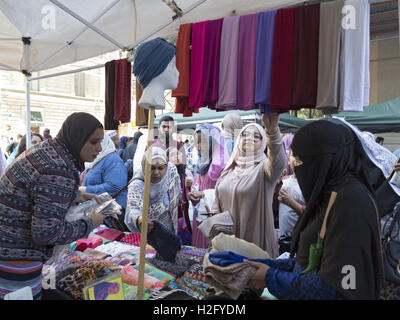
[31,0,121,72]
[49,0,127,50]
[22,37,32,148]
[26,78,31,148]
[136,106,155,300]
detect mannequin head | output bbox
[133,37,178,110]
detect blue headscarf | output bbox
[194,124,215,175]
[133,37,177,89]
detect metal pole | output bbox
[49,0,127,50]
[31,0,121,72]
[26,78,31,148]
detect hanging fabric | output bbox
[203,18,224,110]
[114,58,132,123]
[316,0,344,112]
[270,8,296,112]
[290,3,320,109]
[172,23,198,117]
[135,80,149,127]
[104,60,119,130]
[255,10,277,114]
[339,0,370,112]
[237,13,259,111]
[215,16,240,111]
[189,20,209,109]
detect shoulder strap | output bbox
[319,191,338,240]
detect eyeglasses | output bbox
[241,131,262,141]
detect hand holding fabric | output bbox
[244,260,269,290]
[262,113,280,135]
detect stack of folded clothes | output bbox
[198,211,234,239]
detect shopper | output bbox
[125,147,181,234]
[15,133,44,158]
[210,114,286,257]
[0,112,106,300]
[245,119,388,299]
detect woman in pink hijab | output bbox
[210,114,286,258]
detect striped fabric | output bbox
[0,260,43,300]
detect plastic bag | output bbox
[65,192,122,222]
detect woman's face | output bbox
[240,126,262,154]
[151,158,167,183]
[31,135,43,146]
[79,128,103,162]
[195,132,208,156]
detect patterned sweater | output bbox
[0,138,93,262]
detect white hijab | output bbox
[85,133,116,170]
[135,147,171,204]
[219,123,267,179]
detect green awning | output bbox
[30,111,43,126]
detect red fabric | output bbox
[172,23,199,117]
[120,233,142,246]
[290,3,320,109]
[96,228,125,242]
[114,58,131,123]
[270,8,296,112]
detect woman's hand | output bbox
[138,216,154,233]
[185,177,193,189]
[262,113,280,135]
[188,190,204,206]
[75,189,101,204]
[394,163,400,172]
[88,209,106,228]
[278,189,304,215]
[244,260,270,290]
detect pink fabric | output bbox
[216,16,240,110]
[203,18,223,109]
[95,228,125,242]
[87,236,103,248]
[237,13,259,110]
[189,21,209,109]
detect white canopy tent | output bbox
[0,0,316,147]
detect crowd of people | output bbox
[0,111,399,300]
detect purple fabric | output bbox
[203,18,223,109]
[189,21,209,109]
[283,134,294,150]
[237,14,259,110]
[216,16,240,110]
[255,10,277,114]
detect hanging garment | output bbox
[215,16,240,110]
[316,0,344,112]
[135,80,150,127]
[114,58,132,123]
[189,21,209,109]
[290,3,320,109]
[270,8,296,112]
[237,13,259,111]
[203,18,224,110]
[104,60,119,130]
[255,10,277,114]
[339,0,370,112]
[172,23,198,117]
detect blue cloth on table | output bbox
[147,220,182,262]
[208,251,270,267]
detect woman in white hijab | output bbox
[210,114,286,258]
[125,147,181,234]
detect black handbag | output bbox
[381,202,400,285]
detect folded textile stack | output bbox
[198,211,234,239]
[121,265,167,290]
[203,233,270,299]
[57,260,121,300]
[168,276,212,300]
